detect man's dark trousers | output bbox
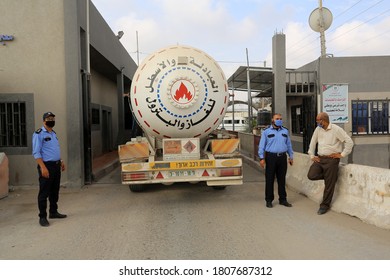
[37,161,61,218]
[307,157,340,209]
[265,153,287,203]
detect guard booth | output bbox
[227,66,317,153]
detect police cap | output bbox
[43,112,55,120]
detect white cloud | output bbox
[271,14,390,69]
[328,17,390,57]
[115,13,160,55]
[284,21,320,68]
[92,0,390,76]
[110,0,260,77]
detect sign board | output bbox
[322,84,349,123]
[163,138,200,160]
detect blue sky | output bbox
[91,0,390,78]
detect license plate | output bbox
[150,160,215,170]
[167,170,196,177]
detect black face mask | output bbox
[45,121,55,128]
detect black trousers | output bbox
[307,157,340,209]
[37,161,61,218]
[264,153,288,203]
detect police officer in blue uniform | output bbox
[32,112,67,227]
[258,113,294,208]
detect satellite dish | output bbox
[309,7,333,32]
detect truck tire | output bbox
[129,184,145,192]
[212,186,226,190]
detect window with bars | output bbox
[352,100,389,135]
[0,102,28,147]
[92,107,100,125]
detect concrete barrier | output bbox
[286,152,390,229]
[0,153,9,199]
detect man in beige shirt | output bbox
[307,112,354,215]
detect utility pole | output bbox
[319,0,326,57]
[246,48,253,131]
[136,31,140,65]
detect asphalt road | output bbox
[0,161,389,260]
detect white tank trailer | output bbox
[119,45,243,191]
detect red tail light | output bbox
[122,172,148,181]
[217,168,242,177]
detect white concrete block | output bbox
[286,152,390,229]
[0,153,9,199]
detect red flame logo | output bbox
[174,82,193,102]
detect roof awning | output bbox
[227,66,273,97]
[227,66,296,98]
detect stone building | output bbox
[0,0,137,187]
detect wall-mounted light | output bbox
[117,31,124,39]
[0,35,14,45]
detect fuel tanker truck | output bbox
[118,45,243,191]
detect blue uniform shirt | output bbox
[32,126,61,161]
[258,125,293,159]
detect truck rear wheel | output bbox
[129,184,145,192]
[212,186,226,190]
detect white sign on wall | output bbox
[322,84,349,123]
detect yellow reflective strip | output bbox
[149,160,215,170]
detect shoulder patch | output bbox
[35,128,42,134]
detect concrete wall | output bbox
[286,152,390,230]
[0,0,68,185]
[90,69,118,157]
[239,132,255,160]
[87,2,138,78]
[297,56,390,92]
[64,0,84,187]
[319,56,390,93]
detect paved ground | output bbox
[0,161,389,260]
